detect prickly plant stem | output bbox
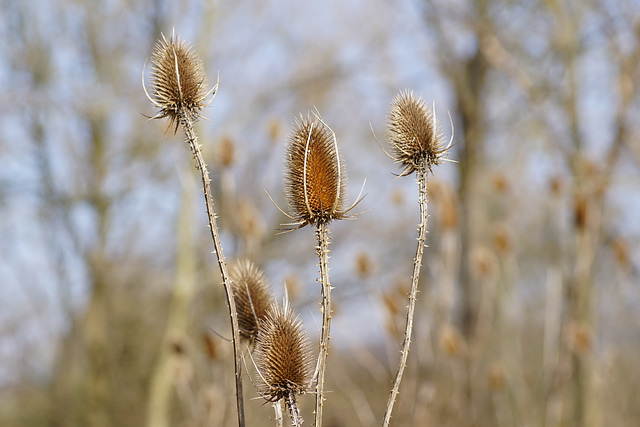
[180,112,245,427]
[314,222,332,427]
[382,165,429,427]
[287,390,303,427]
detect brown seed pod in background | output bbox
[354,250,375,278]
[230,260,274,346]
[144,30,215,131]
[201,333,219,361]
[488,363,506,392]
[566,322,592,355]
[255,301,313,403]
[438,324,466,358]
[573,193,589,231]
[492,225,512,255]
[386,90,448,176]
[283,112,348,227]
[215,135,236,168]
[611,236,631,270]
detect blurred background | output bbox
[1,0,639,426]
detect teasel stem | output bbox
[180,113,246,427]
[287,389,304,427]
[382,165,429,427]
[314,221,332,427]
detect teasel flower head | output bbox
[230,259,274,346]
[387,90,451,176]
[255,300,313,403]
[143,30,216,131]
[283,112,351,227]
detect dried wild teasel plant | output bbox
[277,112,362,427]
[283,113,348,227]
[144,31,215,132]
[143,31,246,427]
[254,299,313,427]
[386,90,451,176]
[382,90,453,427]
[230,259,274,348]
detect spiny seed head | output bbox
[387,90,446,176]
[230,259,273,345]
[145,31,213,131]
[284,113,347,227]
[255,302,313,402]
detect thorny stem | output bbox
[314,222,332,427]
[382,165,429,427]
[180,112,246,427]
[287,390,303,427]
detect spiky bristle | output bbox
[387,90,445,175]
[255,302,313,402]
[284,113,347,226]
[230,260,273,345]
[147,32,211,130]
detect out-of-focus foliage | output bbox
[1,0,639,426]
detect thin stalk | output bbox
[274,400,284,427]
[180,112,245,427]
[314,221,332,427]
[383,165,429,427]
[287,391,303,427]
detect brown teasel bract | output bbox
[386,90,448,176]
[229,260,273,345]
[284,113,348,227]
[255,302,313,403]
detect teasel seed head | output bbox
[144,30,215,131]
[387,90,449,176]
[230,259,274,346]
[284,112,348,227]
[255,301,313,403]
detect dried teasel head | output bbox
[230,259,273,345]
[255,301,313,402]
[143,30,216,131]
[386,90,451,176]
[283,112,349,227]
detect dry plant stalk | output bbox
[282,112,357,427]
[273,400,284,427]
[255,301,314,427]
[382,90,451,426]
[143,31,246,427]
